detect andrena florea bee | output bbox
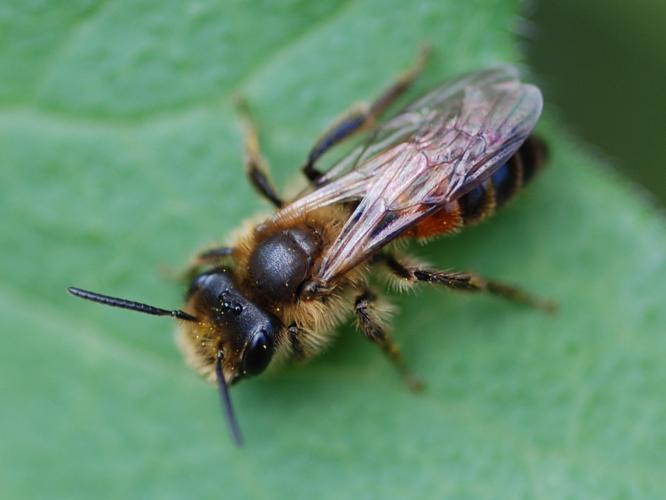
[68,48,553,445]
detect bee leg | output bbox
[302,45,432,184]
[195,246,234,265]
[381,255,556,313]
[163,246,233,284]
[180,246,235,279]
[355,290,424,392]
[234,96,283,207]
[287,324,307,361]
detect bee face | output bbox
[186,268,281,384]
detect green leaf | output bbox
[2,0,665,498]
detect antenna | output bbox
[67,287,197,322]
[215,350,243,446]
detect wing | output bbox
[276,65,543,285]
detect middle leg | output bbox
[355,289,423,391]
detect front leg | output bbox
[179,246,235,281]
[354,290,423,392]
[195,246,234,264]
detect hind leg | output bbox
[302,45,432,184]
[379,254,556,313]
[234,97,283,207]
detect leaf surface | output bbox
[1,0,665,498]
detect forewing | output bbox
[276,65,543,284]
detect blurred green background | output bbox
[2,0,666,498]
[527,0,666,203]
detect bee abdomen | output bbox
[458,183,493,225]
[405,136,547,239]
[520,135,549,184]
[459,135,547,225]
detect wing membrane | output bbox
[276,65,543,284]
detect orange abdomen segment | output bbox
[404,135,548,240]
[405,205,463,239]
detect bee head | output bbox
[66,266,281,447]
[186,267,281,384]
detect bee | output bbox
[68,48,553,445]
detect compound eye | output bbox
[241,329,274,377]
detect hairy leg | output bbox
[178,246,235,280]
[234,96,283,207]
[355,289,423,391]
[302,45,432,184]
[380,254,556,313]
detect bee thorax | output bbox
[247,225,322,302]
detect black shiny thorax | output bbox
[247,225,323,303]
